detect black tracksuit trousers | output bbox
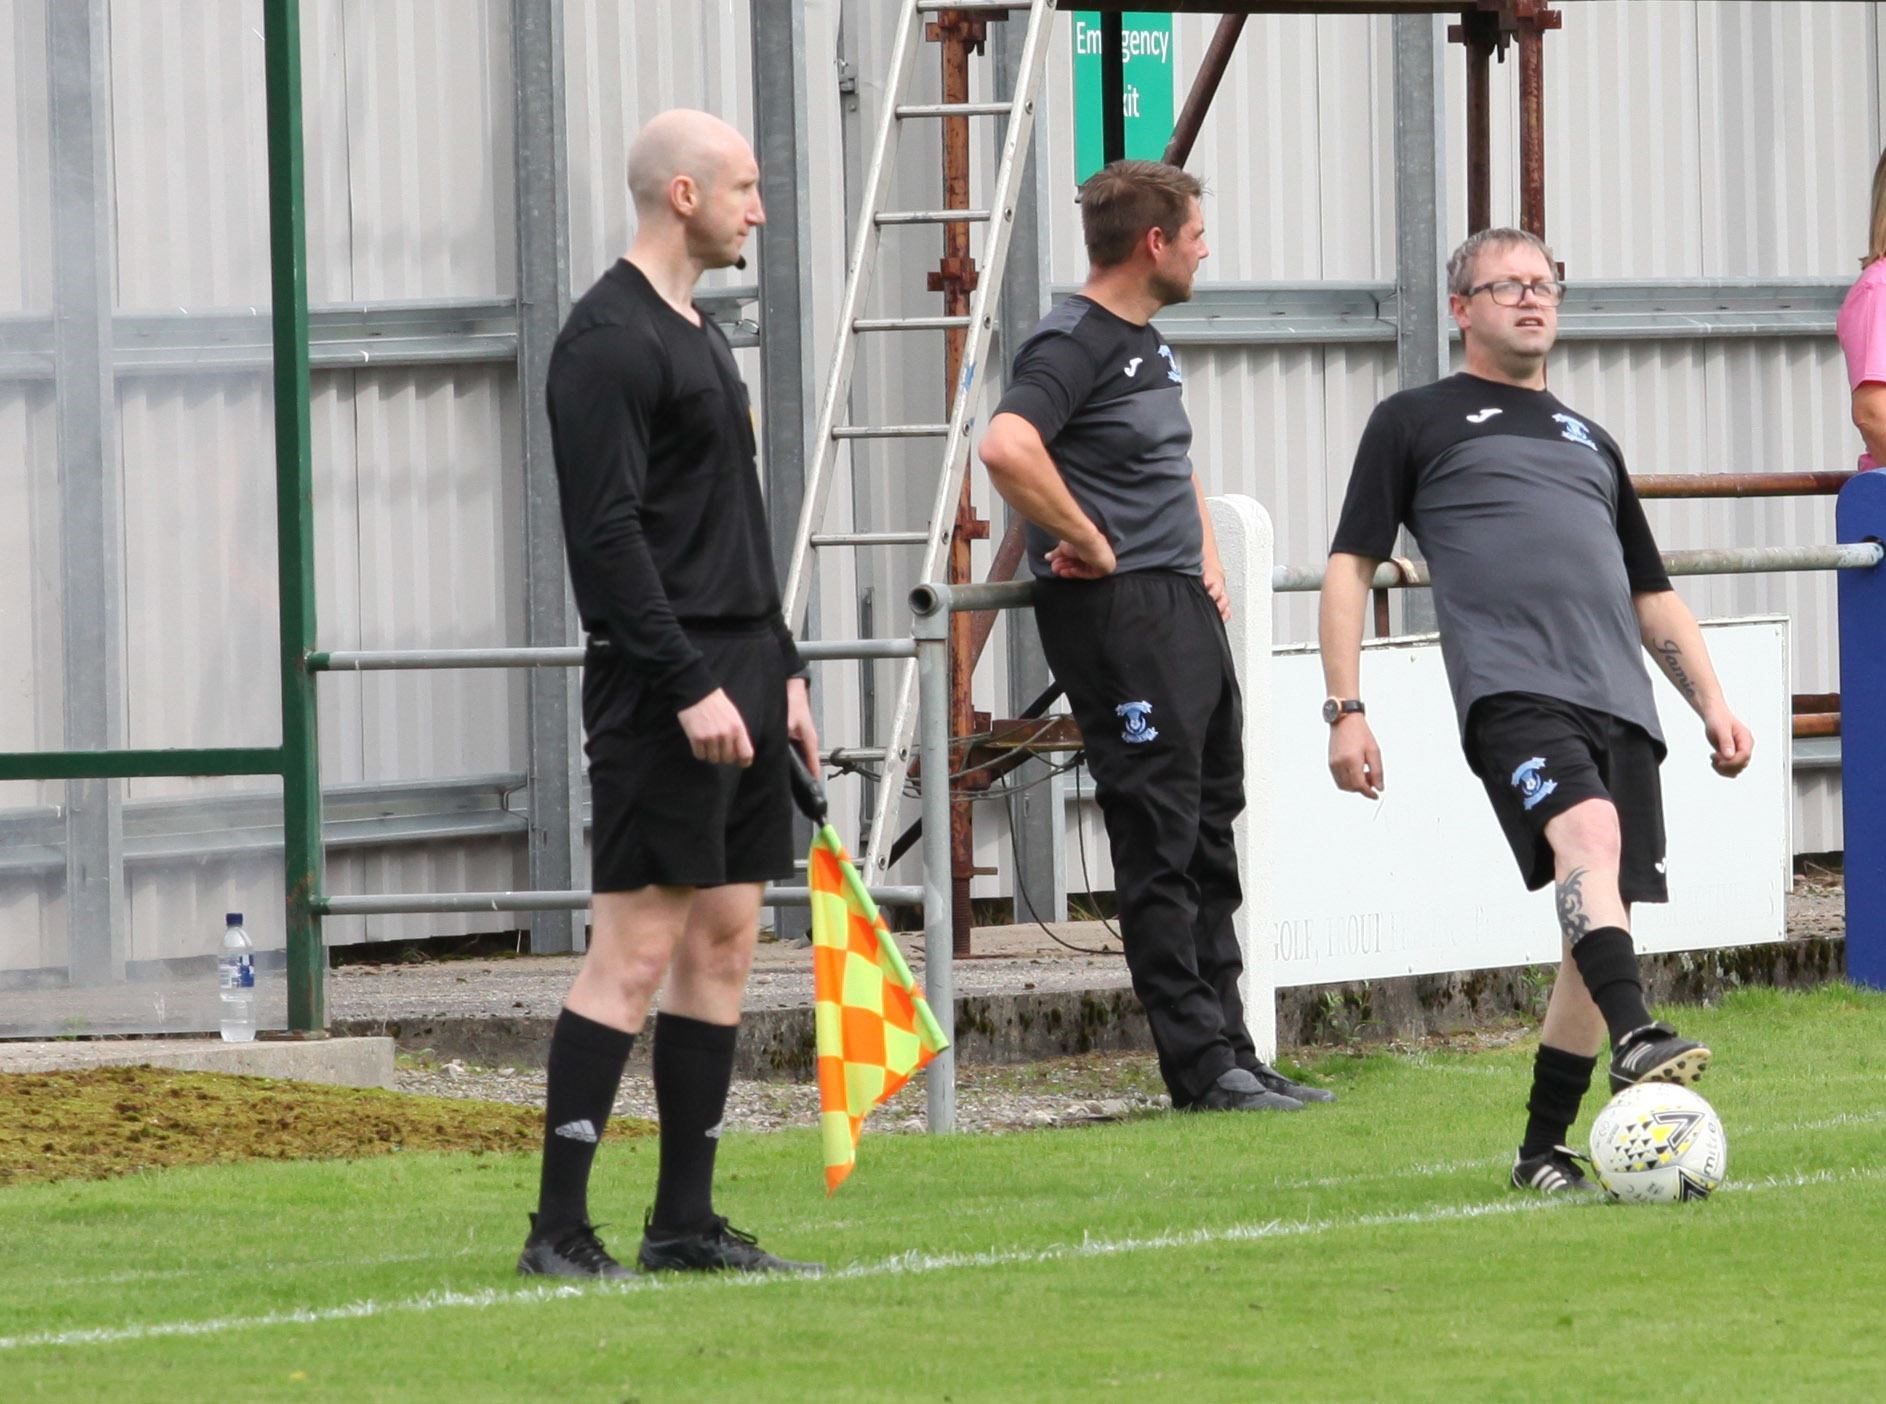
[1033,570,1254,1105]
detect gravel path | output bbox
[396,1049,1174,1136]
[331,921,1131,1025]
[377,883,1844,1132]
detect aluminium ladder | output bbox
[782,0,1058,881]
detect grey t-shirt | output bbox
[992,295,1202,579]
[1329,373,1673,749]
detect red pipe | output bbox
[1632,472,1856,499]
[1164,15,1247,168]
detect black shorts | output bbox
[1464,692,1668,905]
[582,627,795,892]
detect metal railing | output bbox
[906,491,1886,1126]
[301,637,924,921]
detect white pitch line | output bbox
[5,1165,1881,1356]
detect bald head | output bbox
[627,109,753,220]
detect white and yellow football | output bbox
[1587,1083,1728,1204]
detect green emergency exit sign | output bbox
[1071,12,1175,184]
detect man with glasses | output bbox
[1317,228,1754,1193]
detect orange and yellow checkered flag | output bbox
[808,823,948,1193]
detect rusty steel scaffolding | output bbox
[926,1,1563,951]
[917,1,1862,938]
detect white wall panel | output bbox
[1797,770,1842,858]
[350,367,525,783]
[338,0,514,300]
[1442,0,1875,277]
[1,0,52,314]
[0,783,64,976]
[118,377,280,772]
[1487,1,1707,276]
[563,0,755,289]
[107,0,273,308]
[1698,1,1877,279]
[0,386,62,779]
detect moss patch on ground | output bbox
[0,1064,651,1187]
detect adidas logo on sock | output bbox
[553,1119,599,1143]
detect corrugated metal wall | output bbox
[1,0,1874,983]
[1038,2,1870,866]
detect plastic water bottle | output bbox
[219,912,256,1042]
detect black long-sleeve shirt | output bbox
[545,259,803,711]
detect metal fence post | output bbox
[1208,496,1276,1061]
[1837,470,1886,989]
[46,0,126,985]
[914,594,955,1132]
[264,0,325,1032]
[513,0,582,956]
[752,0,819,946]
[1392,14,1445,636]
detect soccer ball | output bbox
[1586,1083,1728,1204]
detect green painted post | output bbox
[263,0,325,1034]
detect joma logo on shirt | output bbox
[1122,357,1143,378]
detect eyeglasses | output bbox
[1464,278,1565,307]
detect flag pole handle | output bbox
[788,746,829,823]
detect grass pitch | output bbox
[3,985,1884,1402]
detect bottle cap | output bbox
[226,912,243,925]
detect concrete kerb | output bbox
[0,1035,396,1089]
[332,935,1845,1083]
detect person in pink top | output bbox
[1838,150,1886,470]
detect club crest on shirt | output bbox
[1510,756,1557,811]
[1158,344,1182,383]
[1116,700,1159,744]
[1553,413,1599,452]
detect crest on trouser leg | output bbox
[1116,700,1158,744]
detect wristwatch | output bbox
[1322,697,1366,725]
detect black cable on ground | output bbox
[1003,747,1119,957]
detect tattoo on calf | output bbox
[1653,637,1699,702]
[1556,866,1592,945]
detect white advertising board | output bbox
[1261,619,1792,990]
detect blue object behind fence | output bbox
[1838,471,1886,989]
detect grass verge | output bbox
[2,986,1883,1402]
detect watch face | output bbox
[1322,698,1339,725]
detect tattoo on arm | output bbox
[1653,638,1699,703]
[1556,866,1591,945]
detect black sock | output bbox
[1520,1043,1598,1158]
[650,1012,739,1234]
[1568,926,1655,1044]
[534,1008,634,1238]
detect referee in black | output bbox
[1320,227,1754,1194]
[979,161,1331,1114]
[516,109,819,1278]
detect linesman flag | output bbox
[791,753,948,1193]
